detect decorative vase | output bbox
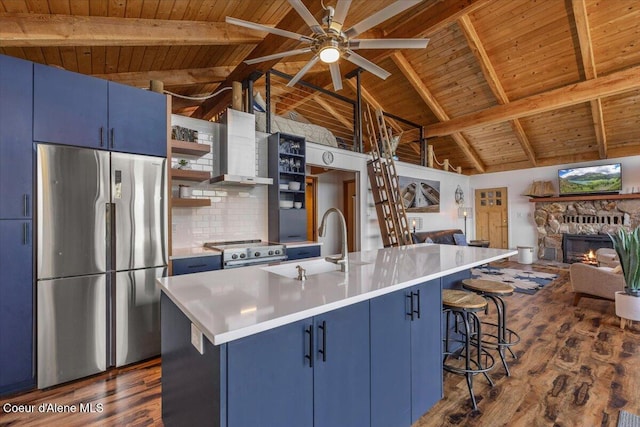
[615,291,640,330]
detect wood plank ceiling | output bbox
[1,0,639,174]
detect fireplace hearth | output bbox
[562,233,613,264]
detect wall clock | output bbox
[322,151,334,165]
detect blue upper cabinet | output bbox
[33,63,108,149]
[34,63,166,157]
[108,81,167,157]
[0,55,33,220]
[0,220,34,395]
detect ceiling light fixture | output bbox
[319,44,340,63]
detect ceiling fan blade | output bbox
[329,62,343,91]
[287,55,321,87]
[331,0,352,32]
[344,50,391,80]
[244,47,313,65]
[350,38,430,50]
[288,0,325,35]
[226,16,313,43]
[345,0,422,38]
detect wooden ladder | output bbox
[365,107,413,247]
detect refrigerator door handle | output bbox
[106,202,116,272]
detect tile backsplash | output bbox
[171,114,269,248]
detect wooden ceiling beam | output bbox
[458,14,537,167]
[423,65,640,138]
[92,66,235,88]
[572,0,608,159]
[390,51,485,172]
[0,13,266,47]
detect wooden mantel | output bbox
[529,194,640,203]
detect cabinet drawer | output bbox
[172,256,221,275]
[286,245,321,261]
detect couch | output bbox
[412,229,465,245]
[569,262,625,306]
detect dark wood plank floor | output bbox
[1,261,639,427]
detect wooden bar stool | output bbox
[442,289,495,411]
[462,279,521,376]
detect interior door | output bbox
[343,179,356,252]
[306,176,317,241]
[475,187,509,248]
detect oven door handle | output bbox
[224,256,288,269]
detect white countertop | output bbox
[158,244,517,346]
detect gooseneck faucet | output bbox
[318,208,349,273]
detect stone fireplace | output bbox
[533,197,640,263]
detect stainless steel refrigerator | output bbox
[36,144,167,389]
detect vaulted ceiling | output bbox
[1,0,639,174]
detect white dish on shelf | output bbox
[279,184,288,190]
[294,202,302,209]
[288,181,301,191]
[279,200,294,209]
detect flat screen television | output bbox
[558,163,622,195]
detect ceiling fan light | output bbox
[319,46,340,63]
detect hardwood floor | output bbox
[1,262,638,427]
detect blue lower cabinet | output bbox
[370,279,442,427]
[286,244,321,261]
[0,220,34,395]
[172,255,221,275]
[227,320,313,427]
[314,301,370,427]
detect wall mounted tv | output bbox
[558,163,622,195]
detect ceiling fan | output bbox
[226,0,429,91]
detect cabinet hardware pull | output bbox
[23,222,29,245]
[187,264,208,269]
[305,325,314,368]
[413,290,421,319]
[406,293,414,321]
[100,127,104,147]
[318,321,327,362]
[23,194,29,217]
[110,128,115,148]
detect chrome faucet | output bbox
[318,208,349,273]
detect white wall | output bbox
[471,155,640,256]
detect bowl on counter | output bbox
[279,200,294,209]
[288,181,301,191]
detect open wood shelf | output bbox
[171,139,210,156]
[171,169,211,182]
[171,198,211,208]
[529,194,640,203]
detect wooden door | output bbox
[343,179,356,252]
[475,187,509,248]
[306,176,317,241]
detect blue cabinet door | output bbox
[227,319,313,427]
[0,55,33,219]
[172,256,221,275]
[370,289,412,427]
[314,301,370,427]
[33,63,108,148]
[0,220,34,395]
[108,82,167,157]
[286,244,321,261]
[410,279,443,423]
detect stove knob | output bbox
[254,252,261,257]
[231,254,238,260]
[275,250,281,255]
[240,253,246,259]
[268,250,274,256]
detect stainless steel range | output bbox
[204,240,287,269]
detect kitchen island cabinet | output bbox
[33,63,166,157]
[158,244,517,427]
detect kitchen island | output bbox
[158,243,517,427]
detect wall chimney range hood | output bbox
[209,108,272,186]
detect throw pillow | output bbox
[254,92,267,112]
[453,233,468,246]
